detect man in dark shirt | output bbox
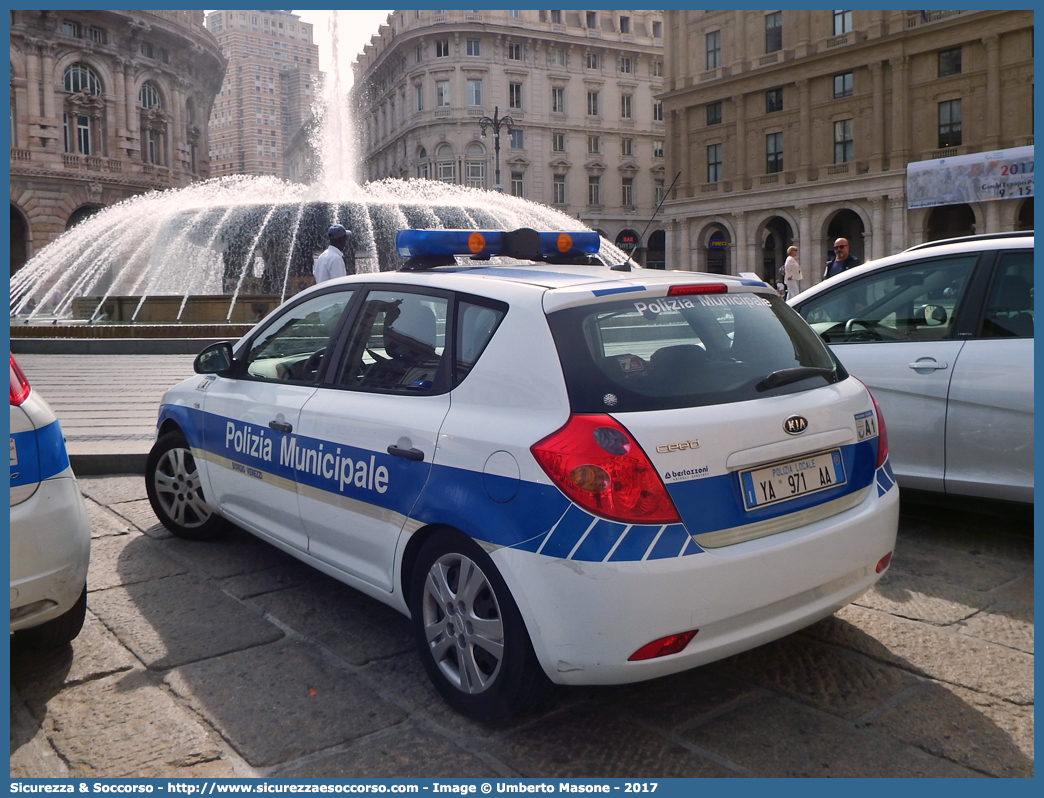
[823,238,862,280]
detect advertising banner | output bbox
[906,145,1034,209]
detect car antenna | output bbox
[612,171,682,272]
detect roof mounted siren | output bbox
[396,228,601,270]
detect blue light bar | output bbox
[395,228,600,259]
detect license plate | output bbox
[740,449,846,511]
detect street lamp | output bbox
[478,105,514,193]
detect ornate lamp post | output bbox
[478,106,514,192]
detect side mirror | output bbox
[922,304,948,326]
[194,341,235,375]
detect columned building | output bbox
[204,10,321,180]
[352,10,667,267]
[10,10,225,274]
[661,10,1034,281]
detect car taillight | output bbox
[10,354,30,406]
[851,378,888,469]
[531,414,680,524]
[628,630,698,661]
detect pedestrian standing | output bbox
[823,237,861,280]
[314,224,353,283]
[783,245,802,298]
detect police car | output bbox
[146,228,899,721]
[10,354,91,647]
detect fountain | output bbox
[10,11,625,338]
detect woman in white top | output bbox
[783,245,802,298]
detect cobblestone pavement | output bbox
[10,477,1033,779]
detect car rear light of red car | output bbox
[10,354,30,406]
[628,630,698,661]
[531,414,681,525]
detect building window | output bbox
[552,131,566,152]
[437,161,455,183]
[61,21,81,38]
[551,47,566,67]
[139,41,154,59]
[833,10,852,36]
[89,27,106,44]
[586,11,597,29]
[551,10,562,25]
[436,39,450,57]
[509,10,520,18]
[465,160,485,189]
[620,16,631,34]
[621,137,633,156]
[588,134,600,154]
[620,57,632,74]
[620,94,632,119]
[766,88,783,113]
[706,31,721,70]
[466,39,480,56]
[508,42,523,61]
[653,140,664,158]
[833,119,853,163]
[467,79,482,107]
[622,176,633,207]
[707,101,722,126]
[938,99,962,147]
[653,20,663,39]
[511,172,524,197]
[766,131,783,173]
[586,52,599,70]
[553,174,566,204]
[587,91,599,116]
[833,72,853,98]
[509,82,523,109]
[765,12,782,54]
[63,63,102,95]
[707,143,722,183]
[415,84,423,111]
[652,60,664,78]
[436,81,450,107]
[551,86,565,113]
[653,100,663,122]
[509,129,524,149]
[63,114,91,155]
[938,48,962,77]
[654,178,665,205]
[138,82,161,109]
[415,44,423,63]
[588,175,601,205]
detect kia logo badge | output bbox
[783,415,808,435]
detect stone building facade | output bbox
[661,10,1034,281]
[9,10,225,273]
[204,9,321,180]
[352,9,667,267]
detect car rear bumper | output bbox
[494,474,899,685]
[10,474,92,633]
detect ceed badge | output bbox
[656,440,700,454]
[783,415,808,435]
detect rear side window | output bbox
[981,250,1033,339]
[548,291,841,412]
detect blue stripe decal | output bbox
[884,459,895,481]
[164,406,881,564]
[609,525,662,562]
[591,285,646,297]
[572,519,631,562]
[539,504,599,558]
[10,419,69,487]
[648,524,692,560]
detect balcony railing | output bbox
[11,148,31,162]
[906,10,970,29]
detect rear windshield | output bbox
[548,291,844,412]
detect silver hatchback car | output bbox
[789,232,1033,504]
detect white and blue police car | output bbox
[146,228,899,721]
[10,353,91,647]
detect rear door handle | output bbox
[908,359,948,370]
[388,445,424,462]
[269,420,293,433]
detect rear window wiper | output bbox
[755,366,835,392]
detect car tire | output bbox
[410,529,552,722]
[15,583,87,648]
[145,430,226,540]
